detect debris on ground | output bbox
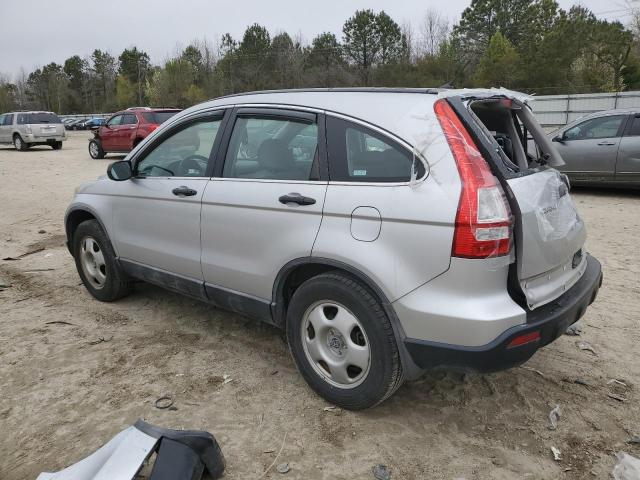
[0,278,11,290]
[222,374,233,385]
[577,341,597,355]
[88,336,113,346]
[323,406,338,412]
[154,395,174,410]
[565,323,582,336]
[608,393,626,402]
[549,405,561,430]
[551,446,562,461]
[607,379,628,388]
[372,464,391,480]
[24,268,55,273]
[612,452,640,480]
[574,378,589,386]
[45,321,76,326]
[2,247,45,261]
[628,435,640,445]
[276,462,290,474]
[38,229,46,234]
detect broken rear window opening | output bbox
[467,97,563,175]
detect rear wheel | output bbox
[286,272,404,410]
[88,139,105,159]
[13,134,27,151]
[73,220,131,301]
[51,141,63,150]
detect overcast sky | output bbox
[0,0,632,77]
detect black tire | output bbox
[286,272,404,410]
[88,139,105,159]
[13,134,27,151]
[51,141,63,150]
[72,219,131,302]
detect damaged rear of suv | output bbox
[65,88,602,409]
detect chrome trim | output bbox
[209,177,327,185]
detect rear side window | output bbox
[142,111,179,124]
[17,114,28,124]
[223,116,319,181]
[625,116,640,136]
[564,115,625,140]
[327,116,423,182]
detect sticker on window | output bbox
[353,169,367,176]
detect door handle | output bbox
[172,186,197,197]
[597,141,616,146]
[279,193,316,206]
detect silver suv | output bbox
[0,111,66,150]
[65,88,602,409]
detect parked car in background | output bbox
[78,118,106,130]
[66,118,89,130]
[88,107,181,159]
[0,111,66,150]
[550,108,640,187]
[66,89,602,409]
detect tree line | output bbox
[1,0,639,114]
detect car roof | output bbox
[184,88,447,141]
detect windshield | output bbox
[28,113,62,124]
[142,111,179,124]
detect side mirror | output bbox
[552,134,564,143]
[107,161,132,181]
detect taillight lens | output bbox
[434,99,512,259]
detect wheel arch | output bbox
[64,205,111,255]
[273,257,423,379]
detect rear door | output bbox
[554,114,626,183]
[616,113,640,184]
[120,113,139,150]
[0,115,7,142]
[200,107,327,301]
[456,96,588,310]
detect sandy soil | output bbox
[0,132,639,479]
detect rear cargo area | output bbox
[460,95,588,309]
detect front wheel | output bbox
[73,220,131,301]
[88,139,105,159]
[286,272,404,410]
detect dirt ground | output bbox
[0,132,638,479]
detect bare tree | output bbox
[418,8,450,57]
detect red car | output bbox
[88,107,181,159]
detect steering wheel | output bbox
[177,155,208,176]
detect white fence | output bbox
[530,91,640,131]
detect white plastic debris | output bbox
[612,452,640,480]
[565,323,582,336]
[577,341,597,355]
[551,446,562,461]
[548,405,561,430]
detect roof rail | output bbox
[211,87,444,101]
[126,106,153,110]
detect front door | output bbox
[101,114,125,151]
[555,114,626,182]
[200,108,327,302]
[111,112,226,295]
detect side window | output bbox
[564,115,625,141]
[327,117,424,182]
[122,114,138,125]
[17,114,27,125]
[223,115,319,180]
[0,115,4,126]
[625,116,640,136]
[107,115,123,127]
[4,114,14,126]
[135,118,222,178]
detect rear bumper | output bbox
[403,255,602,372]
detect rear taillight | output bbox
[434,99,512,259]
